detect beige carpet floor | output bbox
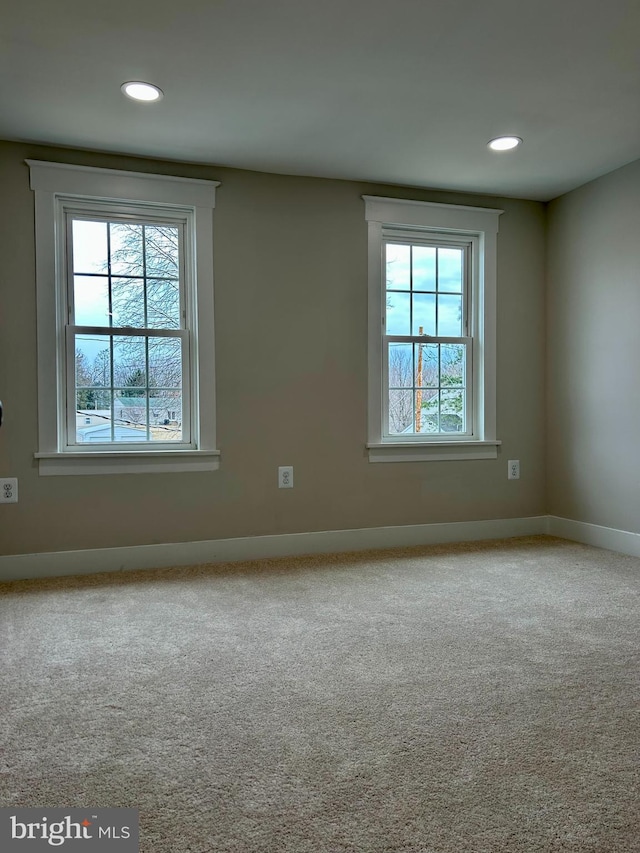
[1,535,638,852]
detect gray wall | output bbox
[547,157,640,533]
[0,141,546,557]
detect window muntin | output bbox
[64,208,192,449]
[383,234,473,439]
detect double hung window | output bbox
[364,196,502,462]
[28,161,220,475]
[385,234,472,437]
[68,210,188,446]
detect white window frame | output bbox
[364,196,503,462]
[28,160,220,475]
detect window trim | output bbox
[363,195,503,463]
[27,160,220,475]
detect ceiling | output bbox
[2,0,639,201]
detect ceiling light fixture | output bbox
[488,136,522,151]
[121,81,163,103]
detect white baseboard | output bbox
[0,515,548,582]
[548,516,640,558]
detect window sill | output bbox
[367,440,501,463]
[34,449,221,476]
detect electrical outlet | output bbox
[0,478,18,503]
[507,460,520,480]
[278,466,294,489]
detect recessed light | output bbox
[121,81,163,103]
[488,136,522,151]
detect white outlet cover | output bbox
[0,478,18,503]
[278,466,294,488]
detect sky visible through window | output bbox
[386,243,463,337]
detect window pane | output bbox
[415,343,439,388]
[73,275,109,326]
[386,244,410,290]
[111,278,145,327]
[388,389,413,434]
[149,338,182,389]
[386,292,410,335]
[412,246,436,291]
[438,248,463,292]
[440,389,465,433]
[441,343,465,386]
[113,336,147,389]
[145,225,179,278]
[388,343,412,388]
[72,220,108,274]
[75,390,112,443]
[75,388,104,415]
[75,334,111,385]
[149,391,183,442]
[147,279,180,329]
[437,294,462,336]
[412,293,435,336]
[76,389,109,415]
[113,391,149,441]
[416,388,439,433]
[110,223,144,277]
[91,347,112,389]
[75,345,94,389]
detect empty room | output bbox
[0,1,638,851]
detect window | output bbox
[385,236,472,437]
[28,161,220,475]
[364,196,502,462]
